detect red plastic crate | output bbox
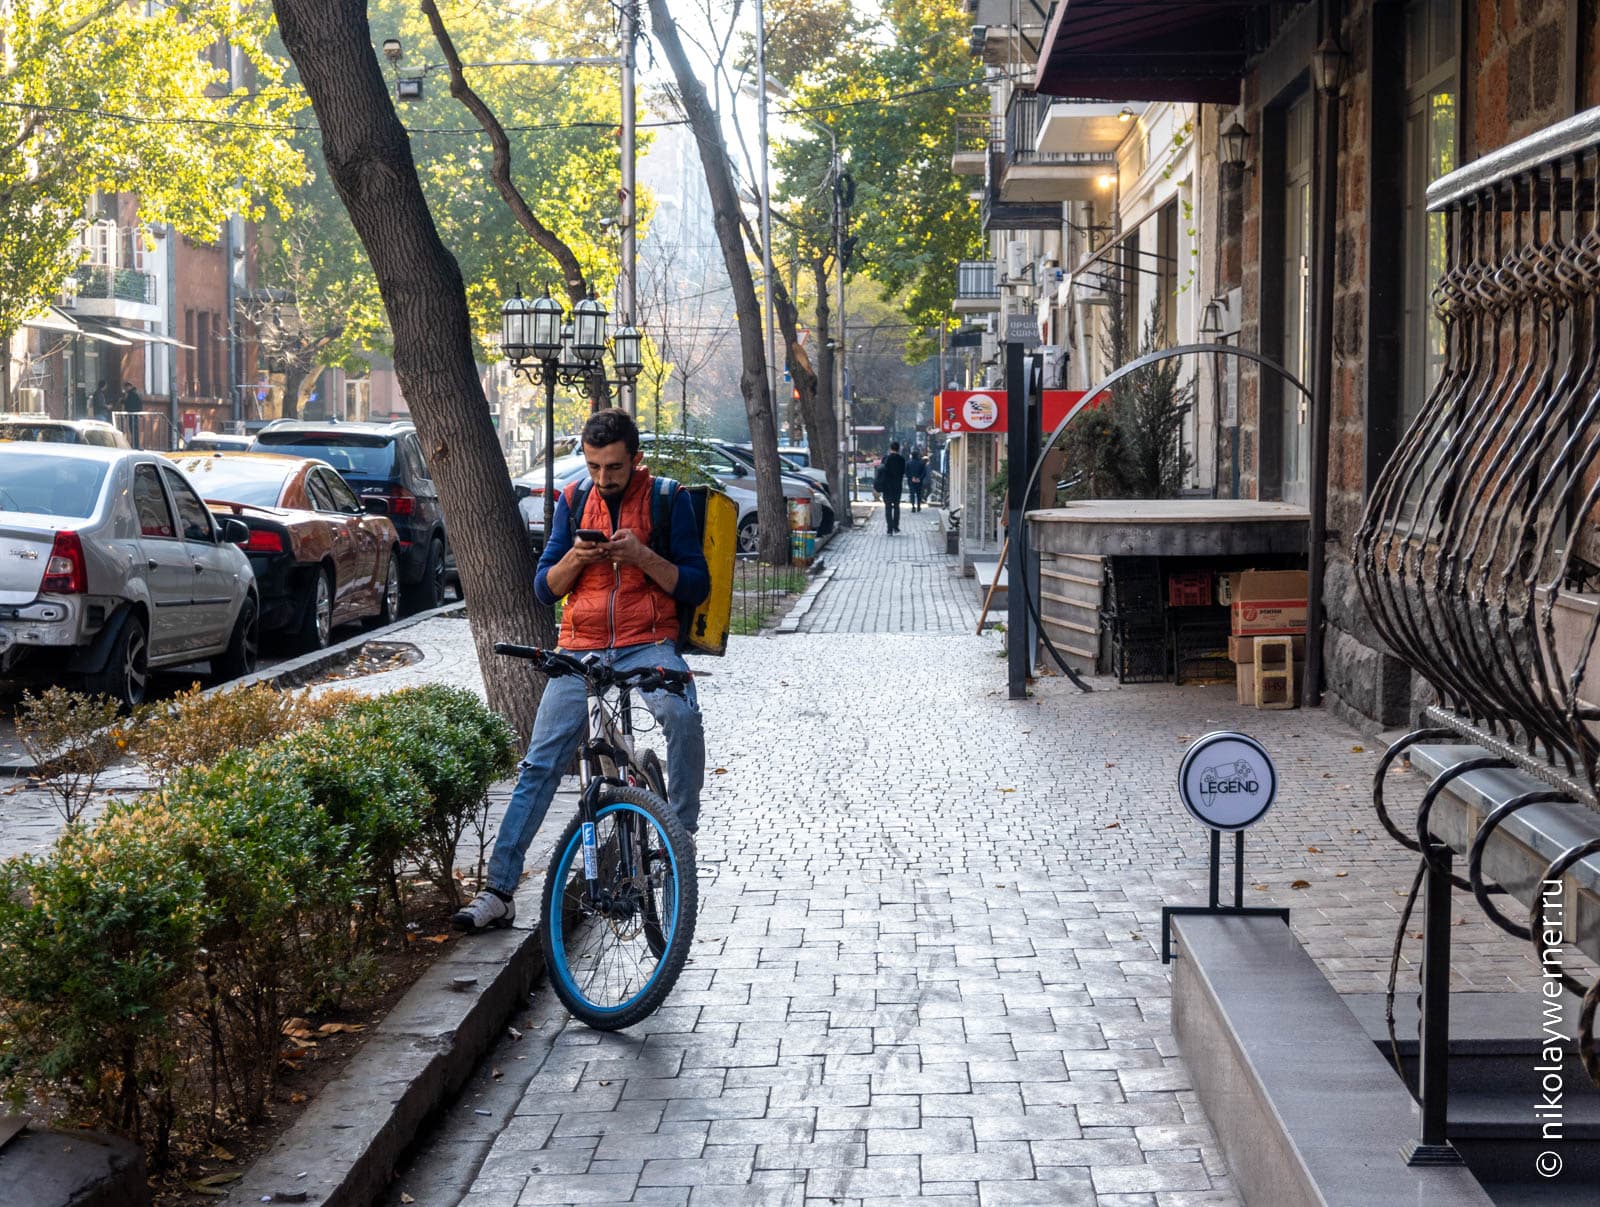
[1167,572,1213,608]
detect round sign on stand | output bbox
[1177,731,1277,832]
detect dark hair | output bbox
[890,440,900,452]
[582,408,639,455]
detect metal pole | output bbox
[1405,846,1462,1165]
[543,368,557,539]
[618,1,638,418]
[755,0,776,419]
[1005,338,1028,700]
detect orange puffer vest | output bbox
[559,470,679,651]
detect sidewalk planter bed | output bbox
[0,684,516,1186]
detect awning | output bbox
[1034,0,1271,103]
[76,318,194,350]
[21,307,87,336]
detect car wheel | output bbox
[737,515,759,556]
[86,613,149,710]
[214,597,260,682]
[369,551,402,628]
[404,536,446,613]
[295,566,335,652]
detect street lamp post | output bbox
[501,285,643,538]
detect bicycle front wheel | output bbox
[540,785,697,1030]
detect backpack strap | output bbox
[564,478,595,543]
[649,476,679,560]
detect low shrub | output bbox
[0,685,517,1167]
[130,682,366,784]
[14,687,127,825]
[342,686,518,903]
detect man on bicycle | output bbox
[453,408,710,932]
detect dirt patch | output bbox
[300,641,424,687]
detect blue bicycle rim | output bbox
[548,800,681,1017]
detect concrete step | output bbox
[972,560,1007,608]
[1171,913,1494,1207]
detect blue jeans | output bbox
[486,641,704,896]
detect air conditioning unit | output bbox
[14,387,44,413]
[1006,240,1028,281]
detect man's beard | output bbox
[596,472,631,499]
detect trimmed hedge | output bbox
[0,685,518,1167]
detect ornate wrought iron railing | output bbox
[1356,106,1600,1160]
[1357,108,1600,788]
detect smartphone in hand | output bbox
[575,528,609,544]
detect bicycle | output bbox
[491,642,697,1030]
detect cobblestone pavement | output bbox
[432,511,1568,1207]
[800,504,978,635]
[2,512,1569,1207]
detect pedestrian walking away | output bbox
[90,380,112,423]
[906,446,928,512]
[453,408,711,933]
[879,440,906,534]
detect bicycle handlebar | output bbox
[492,643,693,695]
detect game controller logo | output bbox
[1198,759,1261,809]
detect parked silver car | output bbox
[0,444,259,706]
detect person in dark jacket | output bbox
[118,381,141,413]
[906,447,929,513]
[879,441,907,534]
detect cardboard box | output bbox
[1228,633,1307,664]
[1230,569,1308,636]
[1236,660,1305,707]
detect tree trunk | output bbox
[645,0,789,563]
[280,363,306,423]
[272,0,553,740]
[808,255,846,510]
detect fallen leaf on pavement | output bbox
[289,1092,307,1104]
[1306,845,1322,853]
[210,1144,235,1162]
[1352,745,1365,753]
[1290,880,1311,890]
[1104,821,1120,829]
[713,767,728,774]
[491,1067,504,1080]
[507,1026,523,1042]
[402,1195,416,1204]
[317,1022,365,1035]
[1253,884,1268,891]
[282,1018,316,1039]
[1336,871,1349,878]
[1105,761,1117,768]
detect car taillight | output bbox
[388,488,417,516]
[243,529,284,554]
[41,531,87,594]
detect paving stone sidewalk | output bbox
[429,505,1569,1207]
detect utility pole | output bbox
[618,1,639,417]
[831,133,849,526]
[755,0,777,424]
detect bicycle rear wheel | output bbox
[540,785,697,1030]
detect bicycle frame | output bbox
[574,683,648,906]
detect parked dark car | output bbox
[250,420,455,611]
[170,452,402,650]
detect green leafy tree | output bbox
[257,0,631,419]
[0,1,303,398]
[789,0,982,362]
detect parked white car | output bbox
[0,443,259,706]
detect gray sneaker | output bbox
[452,889,515,932]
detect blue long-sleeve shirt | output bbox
[534,481,710,609]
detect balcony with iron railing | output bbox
[998,90,1117,204]
[952,114,1000,176]
[953,260,1001,314]
[62,220,159,317]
